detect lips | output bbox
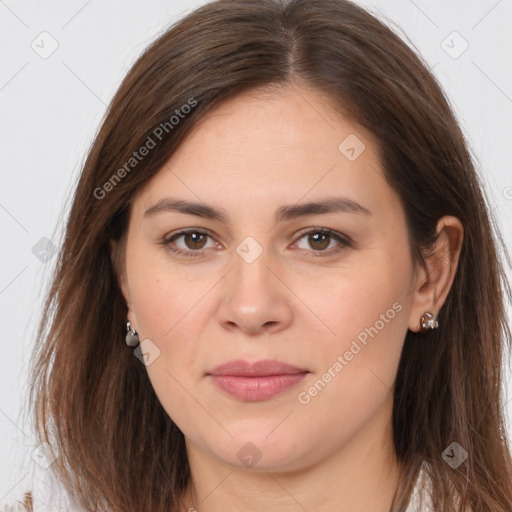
[209,359,307,377]
[207,359,309,401]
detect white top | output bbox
[1,464,432,511]
[405,465,433,511]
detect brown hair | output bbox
[28,0,512,510]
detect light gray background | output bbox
[1,0,511,505]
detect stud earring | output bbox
[419,311,439,332]
[125,321,140,347]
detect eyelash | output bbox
[159,227,353,259]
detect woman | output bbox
[16,0,512,510]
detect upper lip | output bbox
[208,359,308,377]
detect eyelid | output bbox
[160,227,219,257]
[294,226,352,243]
[291,226,353,256]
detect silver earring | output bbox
[125,321,140,347]
[419,311,439,332]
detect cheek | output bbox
[296,249,410,354]
[126,249,217,388]
[127,245,212,341]
[291,281,408,451]
[294,246,411,405]
[127,262,209,428]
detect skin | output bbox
[116,81,463,512]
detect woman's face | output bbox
[120,84,421,471]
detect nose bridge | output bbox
[216,236,293,334]
[231,236,275,300]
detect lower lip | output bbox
[209,373,308,401]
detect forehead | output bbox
[134,85,394,221]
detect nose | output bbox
[216,247,293,336]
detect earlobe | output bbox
[407,216,464,332]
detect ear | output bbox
[109,238,138,329]
[408,216,464,332]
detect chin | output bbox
[198,428,315,472]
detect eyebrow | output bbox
[143,196,371,223]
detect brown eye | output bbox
[307,232,331,250]
[294,228,352,256]
[183,232,208,250]
[161,228,217,258]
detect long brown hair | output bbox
[28,0,512,510]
